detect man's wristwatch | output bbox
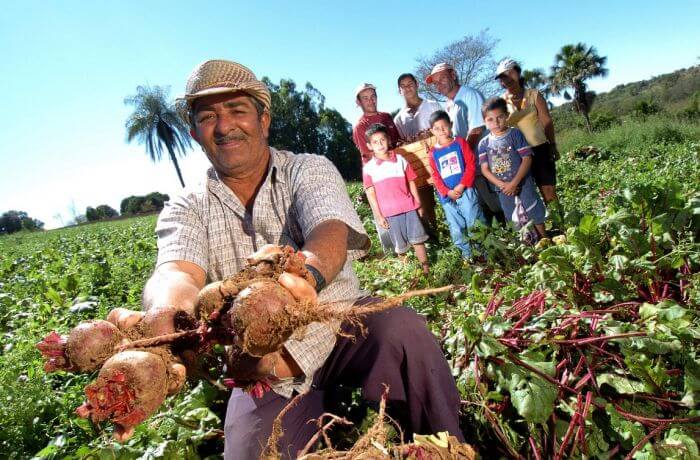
[304,264,327,293]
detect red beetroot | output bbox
[37,320,127,373]
[76,350,169,439]
[221,279,311,357]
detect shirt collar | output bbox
[206,146,286,187]
[373,151,397,165]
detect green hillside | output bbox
[553,65,700,130]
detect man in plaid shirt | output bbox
[138,59,463,459]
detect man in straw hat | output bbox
[139,59,464,458]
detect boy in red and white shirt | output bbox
[362,123,430,274]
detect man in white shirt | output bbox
[394,73,443,142]
[393,73,442,238]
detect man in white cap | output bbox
[351,83,400,254]
[139,59,464,459]
[427,63,505,224]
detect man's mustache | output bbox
[215,132,247,144]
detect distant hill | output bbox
[553,65,700,117]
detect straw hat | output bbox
[177,59,271,123]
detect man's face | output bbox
[190,92,271,178]
[357,88,378,114]
[431,70,457,97]
[398,77,418,100]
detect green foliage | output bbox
[553,65,700,121]
[264,78,362,180]
[85,205,119,222]
[120,192,170,216]
[0,210,45,234]
[1,116,699,458]
[550,42,609,132]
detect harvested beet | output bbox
[221,279,315,357]
[76,350,169,436]
[37,320,127,373]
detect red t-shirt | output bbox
[352,112,401,164]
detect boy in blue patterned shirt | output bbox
[478,97,546,239]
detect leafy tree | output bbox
[550,43,608,132]
[414,30,499,100]
[85,205,119,222]
[522,68,553,106]
[632,99,661,120]
[264,78,361,180]
[265,79,323,155]
[318,108,361,180]
[0,210,44,234]
[120,192,170,216]
[124,85,192,187]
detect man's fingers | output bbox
[278,272,318,304]
[106,308,144,330]
[114,424,135,442]
[141,305,178,337]
[246,244,283,264]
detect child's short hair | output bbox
[365,123,389,142]
[429,110,451,127]
[482,97,509,116]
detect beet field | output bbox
[1,118,699,459]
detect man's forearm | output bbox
[301,219,349,285]
[142,261,206,314]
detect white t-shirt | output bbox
[393,99,443,140]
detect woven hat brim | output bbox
[176,86,271,125]
[178,86,269,107]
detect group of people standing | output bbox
[353,60,563,269]
[145,57,565,458]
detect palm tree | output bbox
[550,43,608,132]
[522,68,553,108]
[124,85,192,187]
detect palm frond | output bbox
[124,85,191,185]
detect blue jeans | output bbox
[441,188,484,258]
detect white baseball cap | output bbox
[495,59,519,79]
[354,83,376,99]
[425,62,455,84]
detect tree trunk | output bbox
[167,144,186,188]
[158,121,186,188]
[574,81,592,133]
[582,111,593,133]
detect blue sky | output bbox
[1,0,698,229]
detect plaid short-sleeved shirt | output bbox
[155,148,370,397]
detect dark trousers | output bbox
[223,306,464,459]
